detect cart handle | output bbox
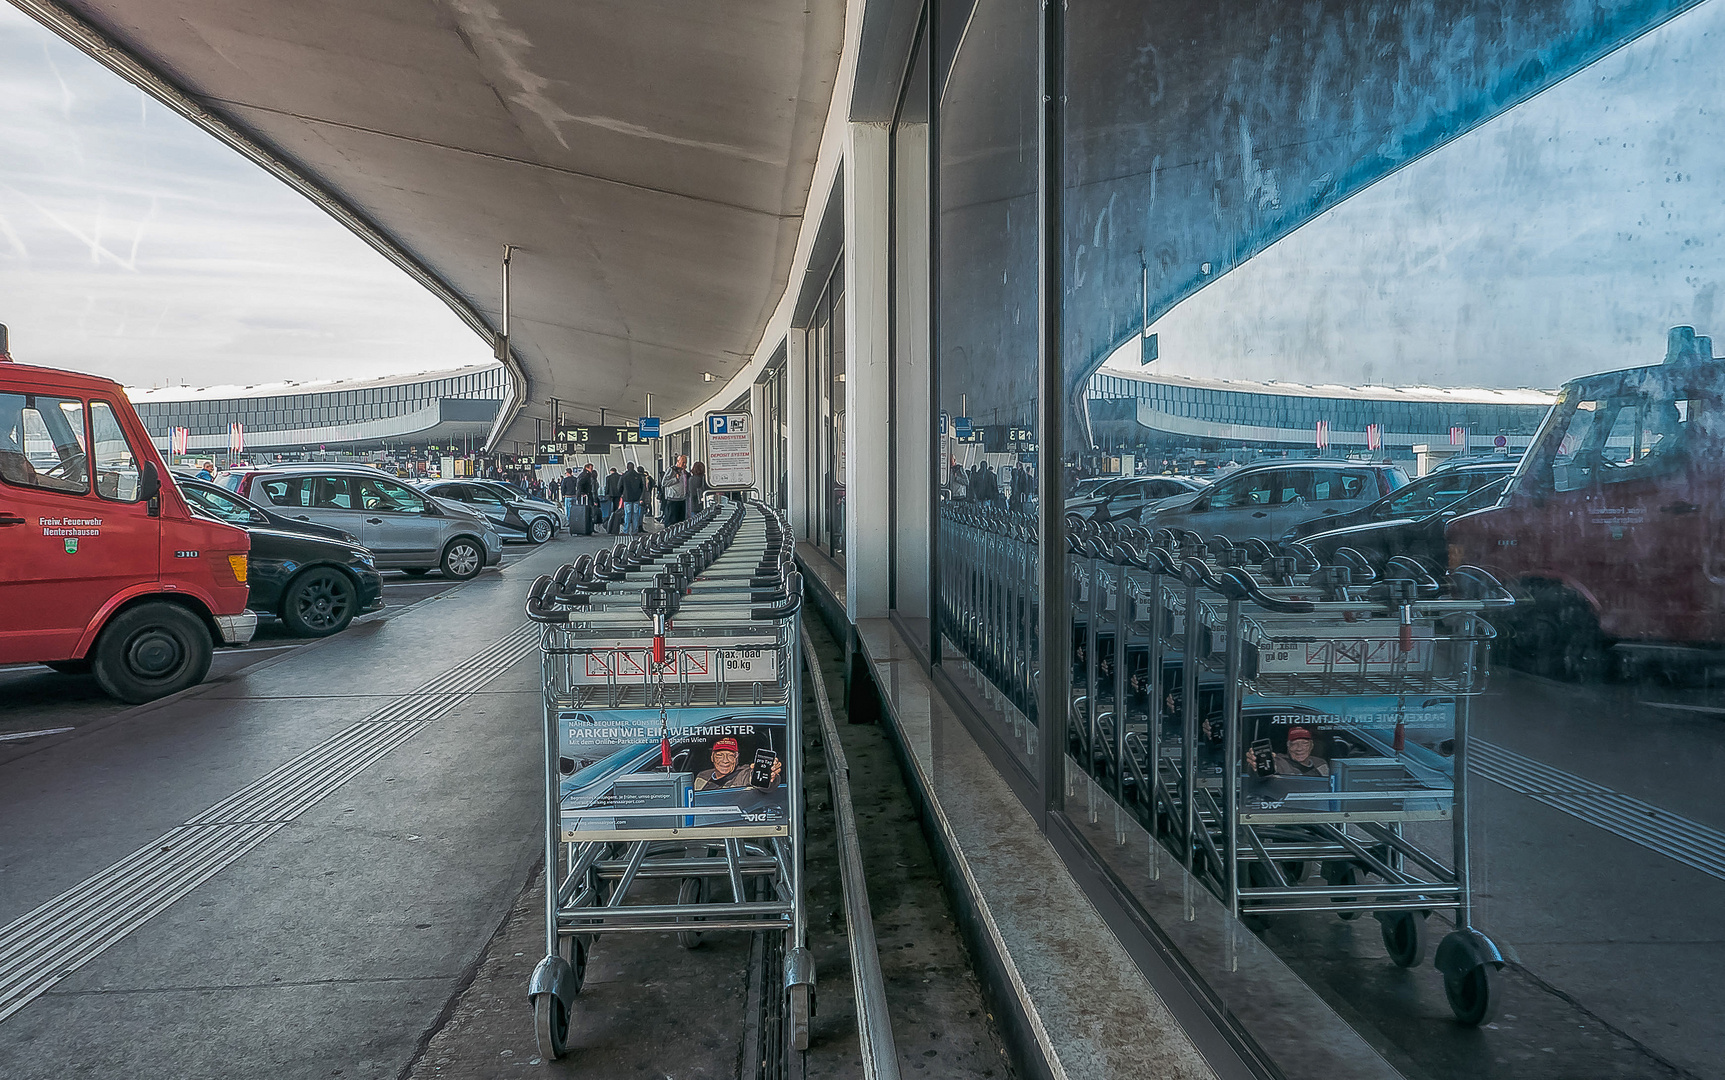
[1219,567,1316,613]
[526,574,589,622]
[1448,565,1516,605]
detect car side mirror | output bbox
[140,462,161,517]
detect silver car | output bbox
[224,465,504,579]
[1146,460,1407,545]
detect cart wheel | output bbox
[788,983,812,1051]
[1322,862,1361,920]
[676,877,707,949]
[533,992,571,1060]
[1381,911,1426,968]
[557,933,588,994]
[1444,962,1501,1026]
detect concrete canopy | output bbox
[17,0,845,448]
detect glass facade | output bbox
[878,1,1725,1077]
[805,261,847,563]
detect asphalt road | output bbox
[0,546,540,759]
[0,533,615,1080]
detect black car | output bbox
[175,477,384,637]
[1290,474,1513,573]
[1282,461,1518,545]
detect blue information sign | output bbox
[954,416,973,441]
[639,416,660,438]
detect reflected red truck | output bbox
[0,326,256,702]
[1445,326,1725,678]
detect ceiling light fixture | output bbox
[702,372,715,382]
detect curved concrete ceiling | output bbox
[15,0,845,446]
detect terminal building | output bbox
[129,364,508,459]
[4,3,1719,1080]
[1085,368,1555,461]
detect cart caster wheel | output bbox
[1380,911,1426,968]
[557,934,588,994]
[1322,862,1361,920]
[1444,962,1501,1026]
[676,876,707,949]
[788,983,812,1051]
[533,992,571,1060]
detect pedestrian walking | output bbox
[602,467,621,524]
[559,468,579,530]
[619,462,646,533]
[686,460,709,521]
[660,457,688,527]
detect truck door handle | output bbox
[1252,511,1268,518]
[1661,502,1700,515]
[294,515,310,521]
[0,513,25,526]
[366,518,384,524]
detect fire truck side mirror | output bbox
[140,462,161,517]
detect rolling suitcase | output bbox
[608,503,624,534]
[571,501,591,536]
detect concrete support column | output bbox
[892,120,931,618]
[787,326,811,540]
[844,122,891,621]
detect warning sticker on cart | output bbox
[556,706,790,839]
[571,643,779,684]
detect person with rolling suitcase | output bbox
[618,462,645,534]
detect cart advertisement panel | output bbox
[1238,693,1456,817]
[558,706,789,839]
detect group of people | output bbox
[555,455,709,535]
[948,460,1032,512]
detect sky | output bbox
[1104,0,1725,391]
[0,5,493,389]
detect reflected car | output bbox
[418,479,560,544]
[174,476,383,637]
[1067,475,1208,523]
[1282,461,1519,545]
[1289,475,1512,574]
[1146,460,1407,544]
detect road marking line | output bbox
[0,728,75,743]
[1641,701,1725,716]
[1474,740,1725,882]
[0,622,538,1025]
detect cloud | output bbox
[0,7,493,388]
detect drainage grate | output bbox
[1473,739,1725,882]
[0,622,538,1024]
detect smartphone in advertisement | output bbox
[751,747,778,788]
[1250,738,1275,777]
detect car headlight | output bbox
[351,550,375,567]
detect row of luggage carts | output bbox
[937,499,1517,1025]
[523,497,812,1061]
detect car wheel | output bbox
[528,516,553,544]
[280,568,358,637]
[91,602,213,704]
[441,537,485,580]
[1514,583,1608,682]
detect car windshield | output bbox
[1379,468,1511,518]
[181,483,262,526]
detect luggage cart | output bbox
[523,501,812,1061]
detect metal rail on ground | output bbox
[800,623,901,1080]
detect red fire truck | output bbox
[1447,326,1725,679]
[0,326,256,702]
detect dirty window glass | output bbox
[0,392,88,495]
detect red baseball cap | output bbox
[1286,727,1315,743]
[713,737,740,754]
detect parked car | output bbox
[488,480,568,529]
[1282,461,1519,545]
[1146,459,1408,544]
[418,479,560,543]
[175,477,384,636]
[1289,475,1513,573]
[1446,325,1725,679]
[0,329,255,702]
[220,464,503,579]
[1067,475,1208,523]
